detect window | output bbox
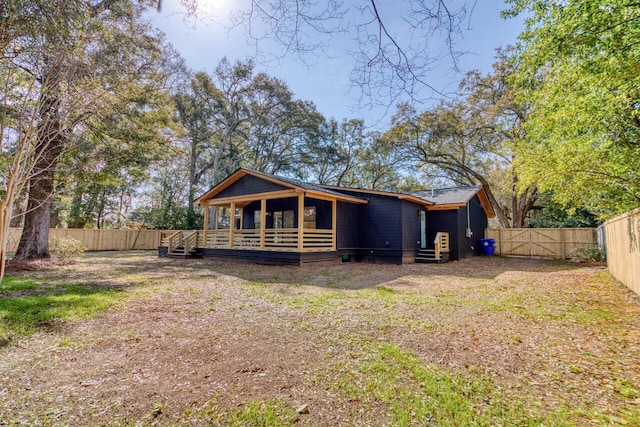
[283,210,294,228]
[304,206,316,229]
[273,210,294,229]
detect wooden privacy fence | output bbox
[602,208,640,296]
[6,228,181,252]
[484,228,597,259]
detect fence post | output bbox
[561,229,566,259]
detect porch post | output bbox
[298,193,305,250]
[332,199,337,250]
[260,199,266,249]
[229,202,235,248]
[203,204,209,247]
[212,206,218,247]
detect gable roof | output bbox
[194,168,368,205]
[411,185,481,205]
[320,184,434,207]
[411,185,495,218]
[195,168,494,218]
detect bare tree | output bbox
[162,0,470,108]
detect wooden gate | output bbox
[485,228,597,259]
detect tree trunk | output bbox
[14,140,64,259]
[14,69,65,261]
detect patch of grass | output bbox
[285,291,346,314]
[402,291,477,314]
[483,291,615,325]
[185,399,298,426]
[0,276,38,292]
[588,271,616,284]
[243,281,347,314]
[326,340,574,426]
[613,379,639,399]
[353,286,402,306]
[0,276,126,339]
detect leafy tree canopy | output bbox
[506,0,640,218]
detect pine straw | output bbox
[0,252,638,425]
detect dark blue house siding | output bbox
[427,194,488,260]
[457,208,470,259]
[468,195,489,256]
[401,200,422,262]
[216,175,287,198]
[332,190,425,264]
[243,200,261,228]
[336,201,360,249]
[427,210,459,260]
[310,198,332,229]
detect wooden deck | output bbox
[161,228,335,255]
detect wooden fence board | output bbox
[485,228,596,259]
[5,228,182,252]
[603,208,640,296]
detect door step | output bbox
[415,249,450,264]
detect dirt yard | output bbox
[0,252,639,425]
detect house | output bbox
[158,168,495,265]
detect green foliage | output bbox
[184,399,298,426]
[49,237,85,259]
[300,118,365,186]
[507,0,640,218]
[528,193,600,228]
[571,245,606,263]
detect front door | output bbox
[419,210,427,249]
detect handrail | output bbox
[184,230,199,254]
[434,232,450,261]
[166,231,183,253]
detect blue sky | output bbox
[150,1,524,127]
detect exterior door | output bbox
[420,210,427,249]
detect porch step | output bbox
[166,246,201,259]
[416,249,450,264]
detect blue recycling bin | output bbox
[479,238,496,256]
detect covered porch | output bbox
[159,168,368,263]
[199,189,339,252]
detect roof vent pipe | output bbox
[431,188,434,198]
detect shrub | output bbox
[571,245,605,263]
[50,237,85,259]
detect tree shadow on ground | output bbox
[156,255,586,290]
